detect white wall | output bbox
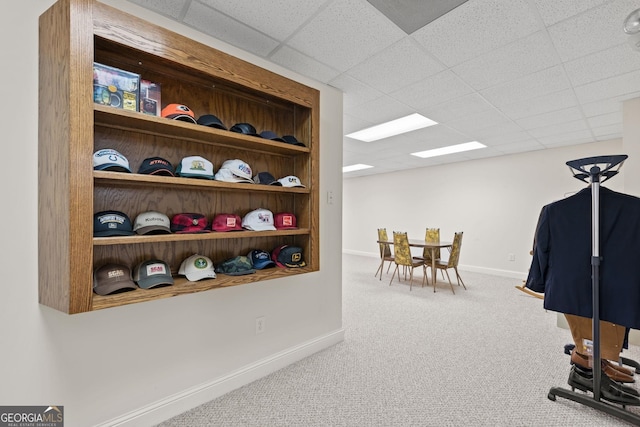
[0,1,343,426]
[343,139,624,278]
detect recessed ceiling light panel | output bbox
[346,113,438,142]
[343,164,374,173]
[411,141,486,159]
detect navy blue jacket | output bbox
[526,186,640,329]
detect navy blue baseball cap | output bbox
[248,249,277,269]
[197,114,227,130]
[259,130,285,142]
[94,210,135,237]
[282,135,305,147]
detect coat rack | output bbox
[547,155,640,425]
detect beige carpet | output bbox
[156,254,640,426]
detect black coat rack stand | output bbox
[547,155,640,425]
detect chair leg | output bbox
[375,259,383,279]
[454,267,466,290]
[409,267,415,291]
[444,269,455,295]
[421,264,428,288]
[389,265,399,286]
[386,262,393,273]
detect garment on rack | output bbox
[526,186,640,329]
[564,314,625,361]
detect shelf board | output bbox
[94,170,309,193]
[91,266,314,311]
[94,105,310,155]
[94,228,310,246]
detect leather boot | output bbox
[571,350,635,383]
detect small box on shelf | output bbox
[93,62,140,112]
[140,79,161,116]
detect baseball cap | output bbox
[259,130,285,142]
[93,148,131,173]
[215,159,253,182]
[282,135,306,147]
[248,249,277,269]
[93,263,138,295]
[94,210,135,237]
[196,114,227,130]
[253,171,282,186]
[271,245,307,268]
[133,259,174,289]
[138,157,175,176]
[179,254,217,281]
[230,122,259,136]
[170,213,210,234]
[242,208,276,231]
[175,155,215,180]
[215,256,256,276]
[274,212,297,230]
[133,211,172,235]
[277,175,305,188]
[161,103,197,124]
[212,213,243,232]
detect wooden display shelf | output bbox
[93,229,310,246]
[95,105,310,155]
[91,266,314,311]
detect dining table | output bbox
[377,238,453,292]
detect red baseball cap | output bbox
[170,213,210,233]
[274,212,297,230]
[212,213,243,232]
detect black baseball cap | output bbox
[197,114,227,130]
[282,135,305,147]
[94,210,135,237]
[259,130,285,142]
[253,171,282,186]
[230,122,259,136]
[138,157,175,176]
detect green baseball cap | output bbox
[215,255,256,276]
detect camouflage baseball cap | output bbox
[215,255,256,276]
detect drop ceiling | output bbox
[127,0,640,178]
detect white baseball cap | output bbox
[214,168,254,183]
[277,175,305,188]
[216,159,253,182]
[175,155,215,179]
[133,211,171,235]
[93,148,131,173]
[242,208,276,231]
[178,254,217,281]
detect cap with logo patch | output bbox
[248,249,277,269]
[271,245,307,268]
[277,175,305,188]
[133,259,174,289]
[179,254,217,281]
[93,263,138,295]
[274,212,297,230]
[138,157,175,176]
[242,208,276,231]
[212,213,243,232]
[93,148,131,173]
[215,159,253,183]
[161,103,197,124]
[215,255,256,276]
[133,211,172,235]
[94,210,135,237]
[175,155,215,180]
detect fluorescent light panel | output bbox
[343,164,373,173]
[346,113,437,142]
[411,141,486,158]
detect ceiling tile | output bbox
[493,139,546,154]
[285,0,405,72]
[345,95,415,127]
[587,112,622,128]
[515,106,584,130]
[197,0,327,41]
[419,93,494,123]
[270,45,340,83]
[591,123,623,137]
[532,0,610,26]
[183,2,279,56]
[389,70,474,110]
[345,38,445,94]
[127,0,187,19]
[497,89,577,119]
[480,131,534,146]
[480,65,571,106]
[564,43,640,86]
[452,31,561,90]
[574,69,640,104]
[546,0,636,62]
[443,108,511,134]
[330,74,384,109]
[528,119,589,138]
[411,0,542,67]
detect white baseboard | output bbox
[97,329,345,427]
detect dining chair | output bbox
[390,231,426,290]
[413,228,442,277]
[375,228,394,280]
[434,231,466,294]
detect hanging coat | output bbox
[526,186,640,329]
